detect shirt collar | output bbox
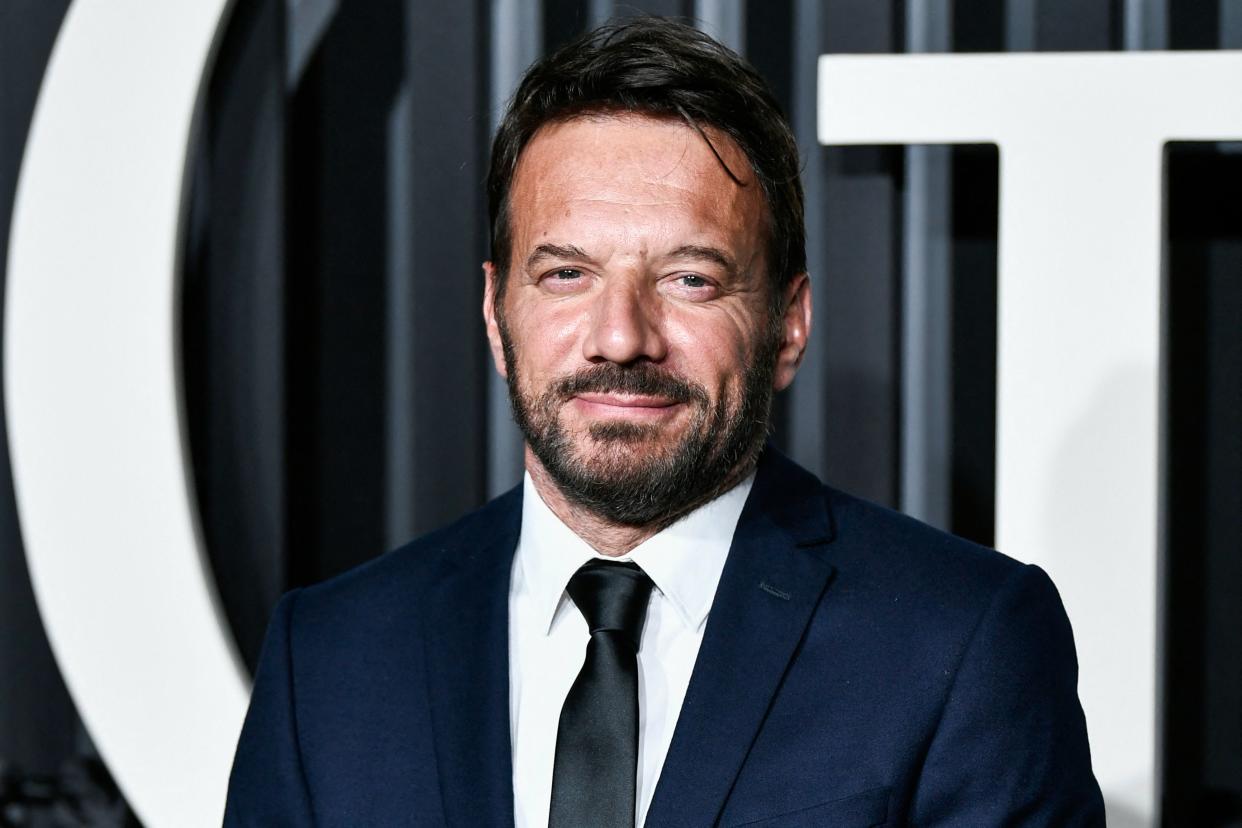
[514,472,755,635]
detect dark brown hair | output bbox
[487,16,805,304]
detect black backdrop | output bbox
[1,1,1239,824]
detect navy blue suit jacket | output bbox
[224,449,1104,826]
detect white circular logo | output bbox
[6,2,247,825]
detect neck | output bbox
[524,453,653,556]
[523,448,752,557]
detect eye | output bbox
[677,274,710,289]
[662,272,718,301]
[538,267,589,293]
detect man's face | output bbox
[483,114,810,526]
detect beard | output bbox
[499,315,779,528]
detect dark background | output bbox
[1,1,1238,824]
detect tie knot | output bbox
[566,560,654,648]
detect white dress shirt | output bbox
[509,472,754,828]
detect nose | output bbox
[582,278,668,365]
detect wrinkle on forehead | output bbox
[507,115,767,273]
[516,114,756,196]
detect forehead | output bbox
[506,114,766,258]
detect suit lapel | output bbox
[422,492,521,827]
[645,451,837,828]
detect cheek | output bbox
[664,314,756,392]
[505,300,584,383]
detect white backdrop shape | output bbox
[5,1,246,826]
[819,51,1242,825]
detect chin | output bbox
[581,414,698,454]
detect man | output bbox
[225,17,1104,827]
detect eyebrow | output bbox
[522,242,739,277]
[664,244,738,277]
[525,243,592,272]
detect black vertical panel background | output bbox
[947,6,1003,547]
[1164,5,1242,824]
[543,0,590,51]
[1165,145,1242,826]
[815,0,904,507]
[946,142,998,547]
[1037,0,1124,50]
[401,0,493,538]
[615,0,695,18]
[183,0,287,676]
[284,0,406,587]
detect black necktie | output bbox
[549,560,655,828]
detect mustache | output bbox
[551,363,708,405]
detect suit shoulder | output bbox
[820,485,1032,616]
[811,486,1078,705]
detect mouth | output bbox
[570,392,684,420]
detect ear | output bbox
[772,272,812,392]
[482,261,508,379]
